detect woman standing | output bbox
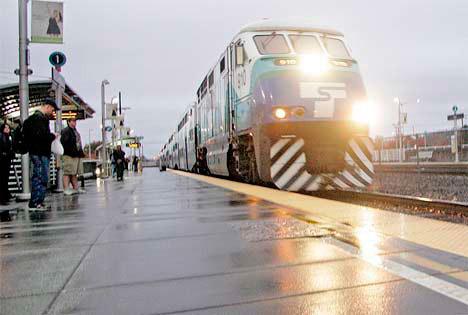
[0,123,14,205]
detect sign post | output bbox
[447,106,464,163]
[51,55,66,191]
[16,0,32,201]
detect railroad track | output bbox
[375,163,468,175]
[308,190,468,225]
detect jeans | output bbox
[0,157,11,202]
[30,155,50,207]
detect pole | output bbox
[119,92,122,115]
[119,92,122,146]
[398,100,402,163]
[54,82,63,191]
[111,118,116,148]
[454,116,459,163]
[101,80,108,177]
[17,0,31,201]
[88,129,92,158]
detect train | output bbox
[159,19,374,191]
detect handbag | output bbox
[51,137,64,155]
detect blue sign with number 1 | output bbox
[49,51,67,67]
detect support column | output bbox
[17,0,31,201]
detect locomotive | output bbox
[160,19,374,191]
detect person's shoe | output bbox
[77,188,86,194]
[40,203,51,210]
[64,189,75,196]
[28,204,47,211]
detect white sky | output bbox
[1,0,468,156]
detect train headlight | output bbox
[352,101,373,124]
[273,107,288,119]
[300,54,329,75]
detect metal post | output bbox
[88,129,92,158]
[398,100,402,162]
[101,80,109,177]
[119,92,122,146]
[111,118,116,148]
[17,0,31,201]
[454,116,459,163]
[54,83,63,191]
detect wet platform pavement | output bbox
[1,169,468,314]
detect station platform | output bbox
[1,169,467,314]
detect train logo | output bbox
[300,82,347,118]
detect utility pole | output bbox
[17,0,31,200]
[101,80,109,177]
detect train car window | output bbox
[209,72,214,87]
[322,37,351,58]
[289,35,323,55]
[220,57,225,73]
[254,34,290,55]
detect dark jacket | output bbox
[61,126,83,158]
[113,149,125,162]
[23,110,55,157]
[0,133,14,160]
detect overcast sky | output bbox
[1,0,468,156]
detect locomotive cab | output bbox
[231,21,374,190]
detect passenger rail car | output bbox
[159,19,374,191]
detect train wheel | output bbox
[246,154,259,184]
[238,136,259,184]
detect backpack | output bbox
[12,124,28,154]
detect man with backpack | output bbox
[23,99,59,211]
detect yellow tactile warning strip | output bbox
[171,170,468,258]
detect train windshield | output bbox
[322,37,351,58]
[288,35,323,55]
[254,34,290,54]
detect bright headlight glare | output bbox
[273,108,287,119]
[300,54,329,75]
[352,102,373,124]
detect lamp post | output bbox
[101,79,109,176]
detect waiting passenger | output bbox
[61,118,85,195]
[0,123,14,205]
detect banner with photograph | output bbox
[31,1,64,44]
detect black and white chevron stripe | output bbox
[269,136,374,191]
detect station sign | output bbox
[127,142,140,148]
[447,113,464,121]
